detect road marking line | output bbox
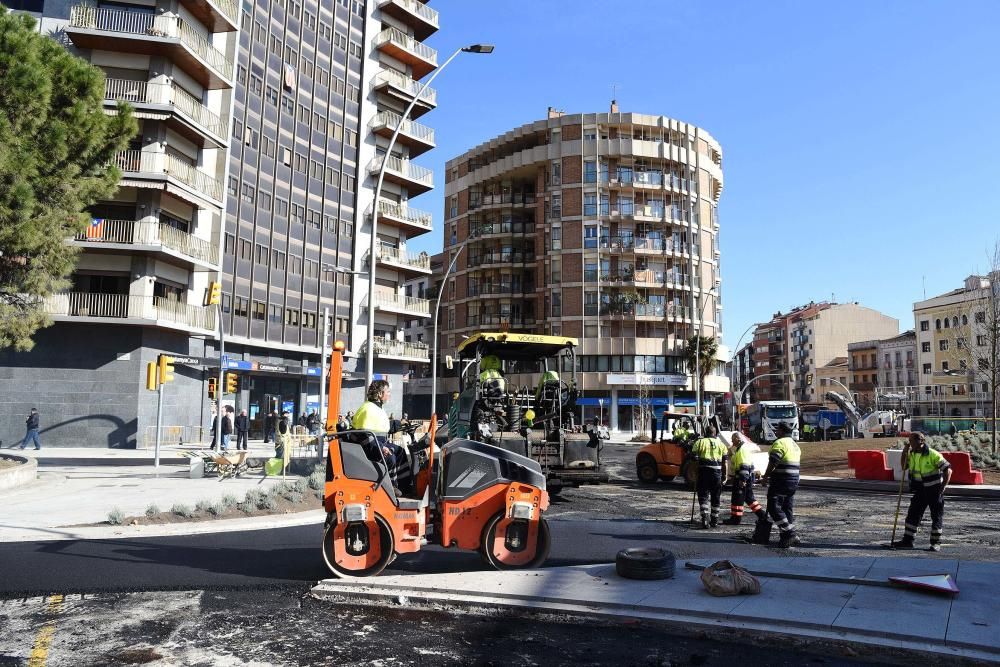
[27,594,64,667]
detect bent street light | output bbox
[365,43,494,388]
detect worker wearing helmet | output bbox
[353,380,411,494]
[478,354,506,397]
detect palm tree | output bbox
[682,334,719,410]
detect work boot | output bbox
[709,517,719,528]
[755,510,768,521]
[700,515,710,529]
[928,543,941,552]
[778,533,801,549]
[891,537,914,550]
[723,516,742,526]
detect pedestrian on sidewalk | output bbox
[235,409,249,451]
[761,422,802,548]
[892,432,952,552]
[691,425,728,529]
[274,411,291,460]
[724,432,766,525]
[307,410,320,436]
[18,408,41,451]
[264,410,277,443]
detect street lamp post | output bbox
[728,321,761,427]
[694,288,717,420]
[365,43,494,388]
[430,238,474,422]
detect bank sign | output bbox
[606,373,688,386]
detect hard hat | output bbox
[481,355,501,371]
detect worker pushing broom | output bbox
[891,432,952,552]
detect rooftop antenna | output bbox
[922,275,926,299]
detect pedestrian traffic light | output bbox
[158,355,175,383]
[225,372,238,394]
[146,362,159,391]
[205,281,222,306]
[207,377,218,399]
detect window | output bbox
[240,183,255,204]
[551,291,561,317]
[551,225,562,250]
[975,311,986,323]
[922,341,931,353]
[935,319,941,330]
[942,361,949,371]
[584,193,597,216]
[981,359,991,371]
[254,243,268,265]
[239,239,252,260]
[923,363,931,374]
[227,176,238,196]
[584,160,596,183]
[224,233,235,254]
[977,334,987,346]
[550,194,561,219]
[920,319,929,331]
[584,224,598,249]
[252,301,266,321]
[939,340,949,351]
[550,160,561,186]
[272,250,286,271]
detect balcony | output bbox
[66,7,234,89]
[468,283,534,297]
[470,221,535,238]
[43,293,215,333]
[374,27,438,79]
[371,338,430,363]
[113,150,224,205]
[600,303,690,321]
[598,236,689,256]
[474,192,536,210]
[467,251,535,268]
[72,218,219,269]
[374,291,431,317]
[178,0,238,32]
[104,79,227,147]
[371,69,436,118]
[370,111,435,157]
[375,200,433,236]
[369,154,433,195]
[376,245,432,275]
[466,313,535,329]
[378,0,439,40]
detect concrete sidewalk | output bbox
[312,556,1000,663]
[5,439,298,466]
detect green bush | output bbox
[307,469,325,490]
[208,501,226,516]
[171,503,194,518]
[237,500,256,514]
[107,507,125,525]
[195,499,212,513]
[145,504,160,518]
[244,488,266,506]
[260,496,279,511]
[288,491,304,503]
[221,493,239,509]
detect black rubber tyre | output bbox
[615,547,676,580]
[480,514,551,570]
[636,454,658,484]
[658,475,676,483]
[322,513,394,578]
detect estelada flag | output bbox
[86,218,104,240]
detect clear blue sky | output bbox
[405,0,1000,354]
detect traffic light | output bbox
[207,377,218,399]
[225,372,238,394]
[158,355,175,383]
[145,362,158,391]
[205,281,221,306]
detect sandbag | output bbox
[264,458,284,476]
[700,560,761,597]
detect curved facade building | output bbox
[440,107,729,433]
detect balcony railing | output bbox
[74,219,219,265]
[372,338,430,361]
[599,236,689,254]
[470,221,535,237]
[468,251,535,266]
[374,27,438,65]
[600,303,690,319]
[68,6,233,78]
[113,150,223,202]
[370,154,433,189]
[467,313,535,327]
[372,69,437,106]
[43,293,215,330]
[472,192,536,208]
[381,0,439,24]
[374,291,431,316]
[377,245,431,271]
[468,283,535,297]
[104,78,228,137]
[377,200,433,230]
[371,110,435,143]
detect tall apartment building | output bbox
[440,108,728,434]
[0,0,440,445]
[913,274,997,417]
[729,342,755,404]
[751,301,898,404]
[400,250,443,416]
[848,331,917,410]
[221,0,437,422]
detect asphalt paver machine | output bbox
[448,332,609,493]
[320,341,551,577]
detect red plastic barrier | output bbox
[847,450,894,481]
[940,452,984,485]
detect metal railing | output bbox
[105,78,228,137]
[468,283,535,296]
[69,7,233,77]
[473,192,536,208]
[470,221,535,236]
[377,245,431,270]
[140,425,206,450]
[600,303,691,319]
[467,313,534,327]
[374,291,431,315]
[371,111,435,143]
[113,150,223,201]
[372,338,430,360]
[599,236,689,254]
[43,293,216,330]
[380,0,439,24]
[370,155,433,188]
[372,69,437,106]
[375,27,438,64]
[74,219,219,264]
[376,200,433,229]
[468,251,535,266]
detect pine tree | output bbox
[0,9,135,350]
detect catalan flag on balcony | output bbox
[85,218,105,240]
